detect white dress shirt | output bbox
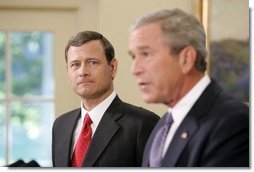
[72,91,116,154]
[162,75,211,157]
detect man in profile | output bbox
[128,9,249,167]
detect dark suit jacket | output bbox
[52,95,159,167]
[142,80,249,167]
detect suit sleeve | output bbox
[51,120,56,167]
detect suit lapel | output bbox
[161,115,198,166]
[83,96,123,167]
[161,80,222,166]
[59,109,81,166]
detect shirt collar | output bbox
[80,91,117,127]
[169,75,211,124]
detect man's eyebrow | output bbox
[137,45,150,50]
[128,46,150,54]
[68,59,79,64]
[86,57,100,61]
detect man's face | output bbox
[128,23,183,106]
[66,40,117,100]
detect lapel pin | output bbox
[181,132,188,139]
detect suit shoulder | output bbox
[200,90,249,129]
[121,101,160,120]
[54,108,80,126]
[214,91,249,117]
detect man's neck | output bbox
[82,89,114,111]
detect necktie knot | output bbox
[165,112,173,126]
[84,114,93,126]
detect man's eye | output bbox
[142,52,149,57]
[71,63,79,67]
[70,63,80,69]
[130,54,135,60]
[89,60,99,65]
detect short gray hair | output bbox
[130,9,207,72]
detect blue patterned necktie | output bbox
[149,112,174,167]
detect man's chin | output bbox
[76,91,92,99]
[143,95,158,104]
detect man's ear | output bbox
[110,58,118,79]
[178,46,197,74]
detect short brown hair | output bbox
[65,31,115,64]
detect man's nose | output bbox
[131,57,143,76]
[78,64,89,77]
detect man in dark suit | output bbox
[128,9,249,167]
[52,31,159,167]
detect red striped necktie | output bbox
[71,114,93,167]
